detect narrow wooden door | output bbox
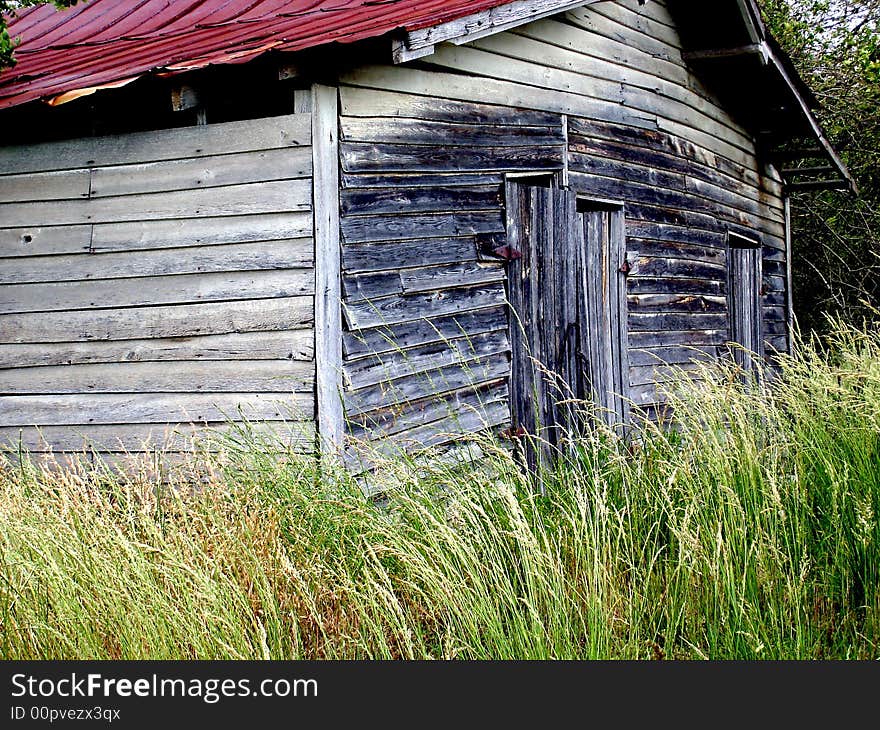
[728,235,764,373]
[506,182,629,468]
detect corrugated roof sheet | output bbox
[0,0,517,109]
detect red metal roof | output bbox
[0,0,517,110]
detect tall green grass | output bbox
[1,319,878,659]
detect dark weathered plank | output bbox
[345,355,511,417]
[345,329,510,390]
[348,381,509,440]
[628,312,728,331]
[341,211,505,244]
[629,256,726,280]
[341,171,505,189]
[342,237,479,273]
[627,277,726,296]
[343,284,507,330]
[341,143,563,174]
[627,292,727,313]
[339,86,563,127]
[342,306,509,359]
[343,262,505,303]
[629,329,729,348]
[630,238,726,264]
[629,344,717,368]
[341,117,564,146]
[341,185,503,216]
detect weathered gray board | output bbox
[0,114,317,458]
[338,0,788,442]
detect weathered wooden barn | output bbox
[0,0,854,470]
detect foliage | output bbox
[759,0,880,332]
[1,319,878,659]
[0,1,77,70]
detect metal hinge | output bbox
[493,245,523,261]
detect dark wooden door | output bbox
[506,182,629,468]
[728,237,764,373]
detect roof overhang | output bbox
[667,0,856,194]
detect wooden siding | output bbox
[0,114,317,458]
[339,0,788,433]
[337,86,564,461]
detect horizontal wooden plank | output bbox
[0,169,90,203]
[345,329,510,390]
[340,65,662,141]
[763,306,786,322]
[629,329,729,349]
[0,180,312,228]
[629,344,718,368]
[564,8,680,66]
[628,293,727,313]
[630,362,706,387]
[0,360,315,395]
[629,312,728,331]
[627,277,726,296]
[344,261,505,303]
[341,211,504,244]
[626,220,725,246]
[476,25,752,147]
[341,142,563,174]
[341,171,505,189]
[341,185,503,216]
[0,213,313,258]
[340,117,564,146]
[344,284,507,330]
[0,330,315,369]
[347,400,509,471]
[342,236,479,274]
[0,421,316,453]
[0,239,314,284]
[90,146,312,198]
[569,129,782,201]
[0,392,314,427]
[0,147,312,205]
[630,238,727,264]
[0,269,315,314]
[1,296,314,344]
[568,171,784,237]
[425,42,755,164]
[630,256,726,280]
[343,305,509,359]
[339,86,562,126]
[348,381,509,440]
[569,150,687,192]
[0,114,311,175]
[345,355,511,417]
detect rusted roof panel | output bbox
[0,0,516,109]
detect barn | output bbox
[0,0,854,471]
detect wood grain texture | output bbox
[0,114,319,455]
[0,114,311,175]
[312,84,345,453]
